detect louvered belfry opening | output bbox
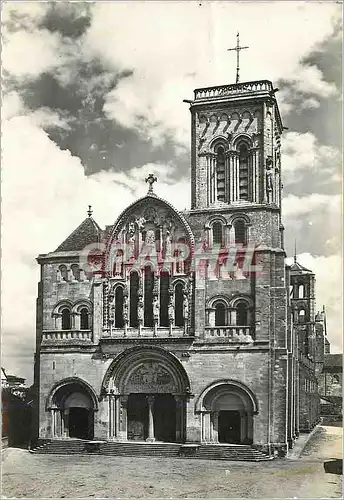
[239,144,249,200]
[216,146,226,202]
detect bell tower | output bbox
[189,80,283,210]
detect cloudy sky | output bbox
[2,1,342,383]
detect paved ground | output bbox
[2,425,342,499]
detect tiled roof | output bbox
[55,217,103,252]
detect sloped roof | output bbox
[290,259,313,274]
[55,216,103,252]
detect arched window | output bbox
[155,229,161,253]
[212,221,223,247]
[215,302,226,326]
[115,287,124,328]
[80,308,89,330]
[299,284,304,299]
[144,265,154,327]
[61,308,71,330]
[236,302,248,325]
[59,265,68,281]
[216,146,225,202]
[234,219,246,245]
[160,271,170,327]
[238,144,249,200]
[130,271,139,327]
[175,283,184,327]
[298,309,305,323]
[71,264,80,281]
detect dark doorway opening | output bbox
[154,394,176,442]
[68,408,93,440]
[127,394,148,441]
[218,410,241,444]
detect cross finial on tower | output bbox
[227,32,249,84]
[87,205,93,217]
[294,240,297,263]
[145,173,158,194]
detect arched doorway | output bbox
[48,379,97,440]
[102,346,190,443]
[197,380,258,445]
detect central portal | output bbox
[103,346,190,443]
[127,394,176,442]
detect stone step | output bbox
[30,440,273,461]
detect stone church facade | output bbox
[34,79,325,457]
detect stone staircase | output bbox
[30,440,272,461]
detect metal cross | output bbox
[227,32,249,84]
[87,205,93,217]
[145,173,158,194]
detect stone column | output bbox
[202,411,211,443]
[108,394,116,439]
[53,313,62,330]
[211,411,219,443]
[118,396,128,441]
[224,154,230,203]
[146,395,155,442]
[62,409,69,438]
[73,312,80,330]
[50,408,56,438]
[175,395,186,443]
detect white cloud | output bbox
[283,193,341,217]
[283,193,341,255]
[286,253,342,353]
[2,29,62,80]
[299,97,320,111]
[281,131,341,182]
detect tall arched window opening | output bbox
[175,283,184,327]
[215,302,226,326]
[234,219,246,245]
[130,271,139,327]
[80,308,89,330]
[160,271,169,327]
[299,284,304,299]
[59,265,68,281]
[155,229,161,253]
[144,265,154,327]
[115,287,124,328]
[216,146,225,202]
[71,264,80,281]
[298,309,305,323]
[238,144,249,200]
[212,222,223,247]
[61,308,71,330]
[236,302,248,325]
